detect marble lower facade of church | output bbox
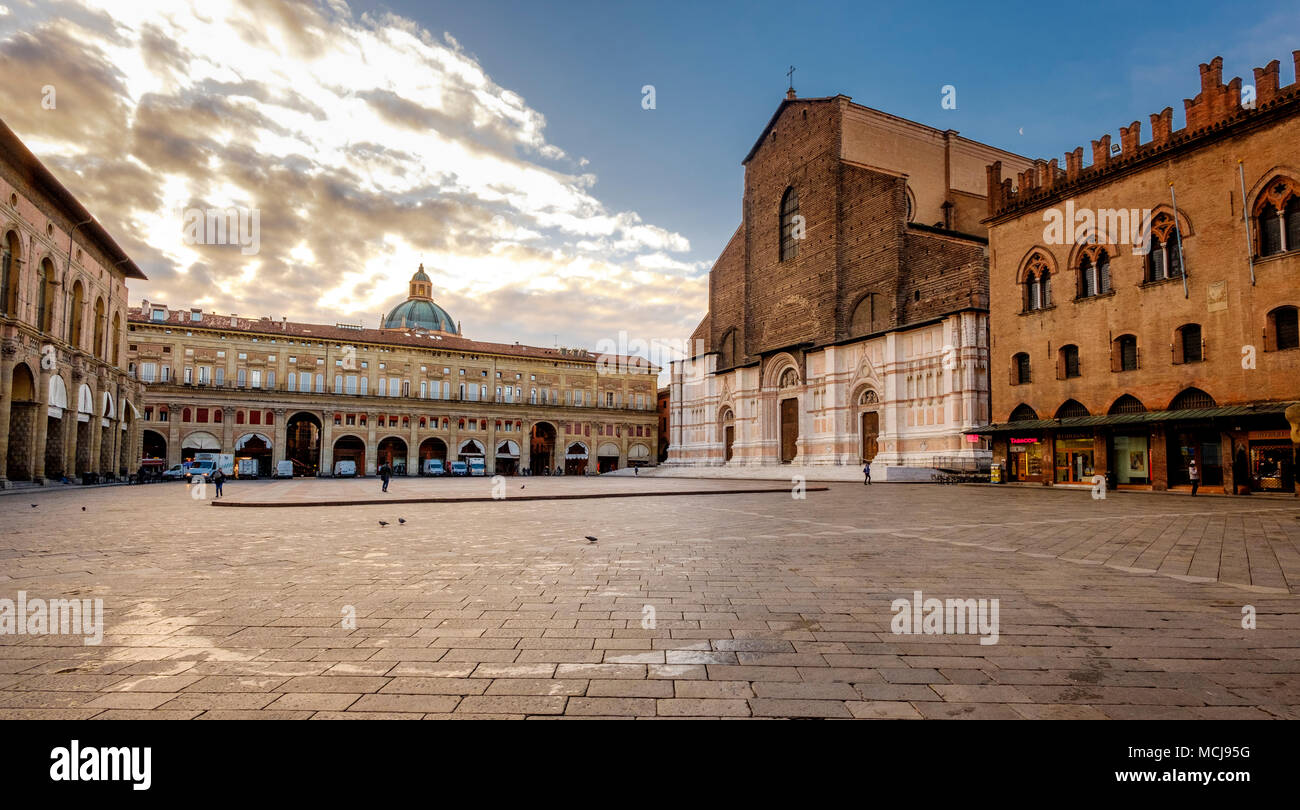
[666,311,992,480]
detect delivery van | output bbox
[236,458,260,479]
[449,461,468,476]
[422,459,446,476]
[275,460,295,478]
[333,460,358,477]
[468,457,486,476]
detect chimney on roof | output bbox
[141,298,150,312]
[230,314,238,327]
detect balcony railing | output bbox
[133,379,657,412]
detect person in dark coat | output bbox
[379,462,392,492]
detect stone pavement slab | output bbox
[1,479,1298,718]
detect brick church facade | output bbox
[667,91,1032,478]
[979,54,1300,495]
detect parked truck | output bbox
[188,453,234,481]
[236,458,260,479]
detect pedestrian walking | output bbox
[1188,459,1200,496]
[212,466,225,498]
[379,462,392,493]
[863,463,871,485]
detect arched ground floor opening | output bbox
[5,362,37,481]
[530,422,555,474]
[627,443,651,468]
[142,429,167,478]
[285,412,321,476]
[419,437,447,475]
[181,431,221,464]
[332,434,365,475]
[75,418,92,475]
[596,442,620,473]
[377,436,408,475]
[235,432,273,477]
[494,440,519,475]
[564,441,589,476]
[44,414,66,480]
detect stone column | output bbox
[0,341,17,487]
[1092,430,1108,484]
[31,364,51,483]
[1149,426,1167,491]
[272,409,287,466]
[109,380,124,478]
[320,412,334,476]
[486,419,497,474]
[167,401,183,467]
[365,413,377,475]
[64,368,81,479]
[407,419,418,475]
[87,375,105,475]
[221,408,234,457]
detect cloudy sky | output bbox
[1,0,1295,356]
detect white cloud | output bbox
[0,0,704,347]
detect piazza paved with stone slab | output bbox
[0,478,1298,719]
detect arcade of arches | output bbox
[986,388,1296,494]
[133,407,651,477]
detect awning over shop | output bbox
[973,401,1298,435]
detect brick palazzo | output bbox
[978,54,1300,495]
[0,119,146,488]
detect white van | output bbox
[422,459,446,476]
[333,460,357,477]
[237,458,260,479]
[468,457,486,476]
[275,460,295,478]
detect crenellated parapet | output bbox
[986,52,1300,218]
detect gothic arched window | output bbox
[779,187,800,261]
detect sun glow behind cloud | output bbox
[0,0,708,351]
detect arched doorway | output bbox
[75,383,94,476]
[627,443,651,468]
[419,437,447,475]
[530,422,556,474]
[181,431,221,463]
[44,374,70,480]
[332,434,365,475]
[234,432,272,476]
[720,407,735,462]
[494,440,519,475]
[142,429,167,472]
[596,442,621,473]
[458,439,484,463]
[1166,387,1222,488]
[377,436,408,474]
[5,362,37,480]
[285,412,321,475]
[777,367,800,463]
[857,389,880,464]
[564,441,589,476]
